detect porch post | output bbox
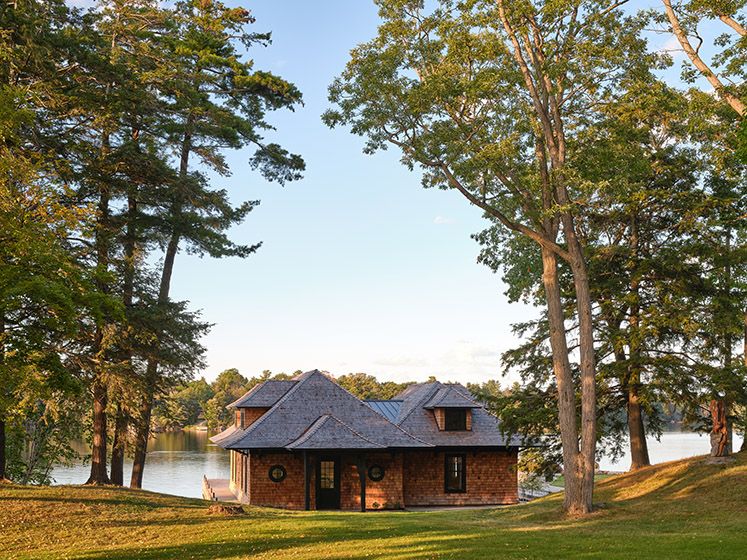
[356,454,366,512]
[303,450,310,511]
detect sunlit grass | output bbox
[1,452,746,559]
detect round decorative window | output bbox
[368,464,385,482]
[268,465,287,483]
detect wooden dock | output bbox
[202,476,238,502]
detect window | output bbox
[268,465,286,483]
[444,409,467,431]
[368,465,385,482]
[319,460,335,489]
[444,454,466,493]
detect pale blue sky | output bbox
[173,1,529,384]
[67,0,726,384]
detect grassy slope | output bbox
[2,453,746,560]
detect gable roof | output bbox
[227,380,297,409]
[422,385,482,409]
[286,415,385,450]
[212,370,430,450]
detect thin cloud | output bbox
[433,216,455,225]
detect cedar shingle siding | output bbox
[212,370,520,510]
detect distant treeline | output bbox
[153,370,415,432]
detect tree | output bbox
[0,0,102,482]
[204,369,249,431]
[127,0,304,489]
[336,373,412,400]
[326,0,657,514]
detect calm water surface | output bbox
[52,431,228,499]
[51,430,744,498]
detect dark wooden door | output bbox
[316,456,340,510]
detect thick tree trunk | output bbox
[555,198,597,514]
[540,246,585,513]
[627,382,650,469]
[710,399,730,457]
[129,383,154,488]
[110,403,127,485]
[86,379,110,484]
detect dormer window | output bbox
[432,407,472,431]
[444,409,467,431]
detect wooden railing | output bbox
[202,475,217,501]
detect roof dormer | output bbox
[422,385,481,432]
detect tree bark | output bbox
[710,399,730,457]
[540,246,585,513]
[0,417,6,481]
[627,382,650,469]
[86,378,110,484]
[110,403,127,485]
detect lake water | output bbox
[51,430,744,498]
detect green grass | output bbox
[2,453,747,559]
[549,472,615,488]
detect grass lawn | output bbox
[549,472,615,488]
[2,452,746,560]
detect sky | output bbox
[67,0,723,385]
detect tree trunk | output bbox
[710,399,730,457]
[0,417,6,481]
[540,246,585,513]
[86,379,110,484]
[110,403,127,485]
[555,196,597,514]
[627,382,650,469]
[130,123,193,488]
[626,215,650,470]
[129,384,154,489]
[87,162,111,486]
[112,186,137,486]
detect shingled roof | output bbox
[212,370,430,450]
[227,380,297,409]
[211,371,520,451]
[392,381,521,447]
[422,385,482,409]
[286,415,385,450]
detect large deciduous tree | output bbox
[325,0,657,514]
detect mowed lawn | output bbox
[2,453,747,560]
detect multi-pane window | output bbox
[444,454,466,493]
[444,409,467,431]
[320,460,336,489]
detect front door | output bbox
[316,456,340,510]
